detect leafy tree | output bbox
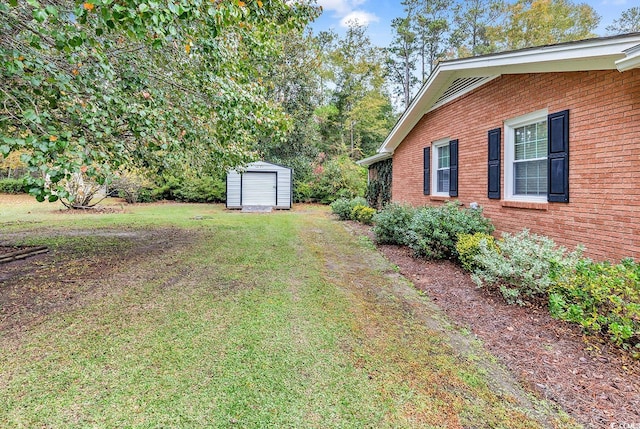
[491,0,600,50]
[0,0,319,205]
[257,29,323,198]
[413,0,453,81]
[606,7,640,35]
[387,13,419,109]
[450,0,505,57]
[322,24,394,158]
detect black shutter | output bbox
[449,139,458,197]
[548,110,569,203]
[423,147,430,195]
[488,128,501,199]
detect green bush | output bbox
[173,176,225,203]
[351,204,376,225]
[406,202,494,260]
[330,197,367,221]
[152,175,225,203]
[456,232,497,272]
[549,258,640,348]
[472,229,582,305]
[0,178,26,194]
[310,156,366,204]
[372,203,417,246]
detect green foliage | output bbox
[606,6,640,34]
[0,177,26,194]
[154,175,225,204]
[111,172,154,204]
[351,205,376,225]
[406,202,494,260]
[492,0,600,50]
[310,156,367,204]
[371,203,417,246]
[472,230,582,305]
[456,233,497,272]
[330,197,367,221]
[1,0,319,203]
[549,258,640,349]
[365,158,392,209]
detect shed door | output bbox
[242,172,277,206]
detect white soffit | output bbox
[375,34,640,155]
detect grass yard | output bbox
[0,196,578,428]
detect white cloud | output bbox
[317,0,378,27]
[339,10,380,27]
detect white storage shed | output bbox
[226,161,293,210]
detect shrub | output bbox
[456,232,497,272]
[549,258,640,348]
[0,178,26,194]
[406,202,494,260]
[153,175,226,203]
[110,172,153,204]
[472,229,582,305]
[372,203,417,246]
[330,197,367,221]
[351,204,376,225]
[173,176,225,203]
[310,156,367,204]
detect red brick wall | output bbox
[392,69,640,261]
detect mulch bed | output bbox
[347,222,640,429]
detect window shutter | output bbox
[487,128,501,199]
[423,147,430,195]
[547,110,569,203]
[449,139,458,197]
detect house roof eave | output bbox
[374,33,640,157]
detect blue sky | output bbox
[310,0,637,46]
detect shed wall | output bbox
[226,162,292,209]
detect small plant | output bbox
[351,204,376,224]
[330,197,367,221]
[406,202,494,260]
[456,232,497,272]
[472,229,582,305]
[0,177,26,194]
[372,203,417,246]
[549,258,640,349]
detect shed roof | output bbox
[358,33,640,167]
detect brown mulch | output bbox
[347,222,640,429]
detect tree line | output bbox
[1,1,638,206]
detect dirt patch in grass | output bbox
[0,227,196,334]
[344,221,640,429]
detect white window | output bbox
[504,110,548,202]
[432,138,450,196]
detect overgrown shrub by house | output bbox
[549,258,640,349]
[351,204,376,225]
[472,230,582,305]
[456,232,498,272]
[330,197,367,221]
[372,203,417,246]
[406,202,494,260]
[0,178,26,194]
[309,156,367,204]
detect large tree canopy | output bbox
[0,0,319,203]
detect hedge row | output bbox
[334,200,639,354]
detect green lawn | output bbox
[0,196,578,428]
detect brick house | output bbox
[359,34,640,261]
